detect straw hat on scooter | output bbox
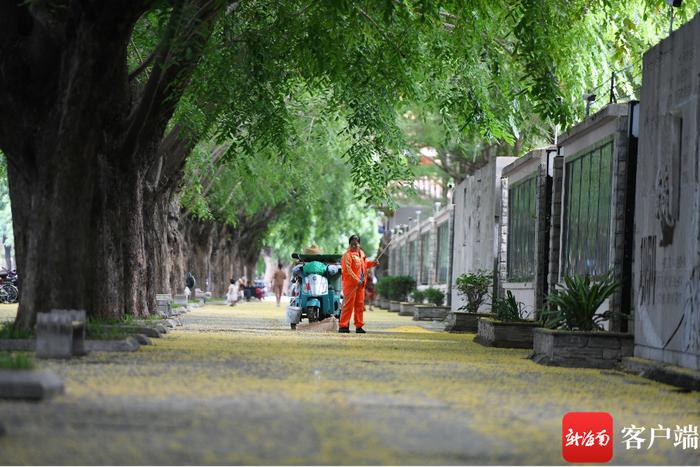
[302,244,323,255]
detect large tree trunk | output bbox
[8,151,150,328]
[0,1,222,329]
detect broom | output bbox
[296,316,338,332]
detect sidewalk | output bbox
[0,301,697,465]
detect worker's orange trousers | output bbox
[340,284,365,329]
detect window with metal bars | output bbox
[562,138,614,278]
[436,222,450,284]
[409,240,417,280]
[420,232,430,284]
[507,176,537,282]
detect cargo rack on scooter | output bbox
[291,253,342,263]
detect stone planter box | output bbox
[388,301,401,312]
[413,305,451,321]
[398,302,416,316]
[444,312,494,332]
[377,298,389,309]
[532,328,634,368]
[474,317,539,348]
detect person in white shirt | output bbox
[226,278,238,306]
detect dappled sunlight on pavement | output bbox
[0,302,697,465]
[0,303,17,322]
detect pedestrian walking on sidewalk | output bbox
[226,278,238,306]
[272,263,287,307]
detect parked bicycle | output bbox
[0,269,19,303]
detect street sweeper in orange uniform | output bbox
[339,234,378,334]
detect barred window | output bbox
[562,139,613,277]
[409,240,417,280]
[436,222,450,284]
[507,176,537,282]
[420,232,430,284]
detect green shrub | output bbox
[492,291,526,322]
[424,288,445,306]
[0,351,34,370]
[375,275,416,301]
[411,290,425,304]
[455,270,493,313]
[542,272,620,331]
[0,322,33,339]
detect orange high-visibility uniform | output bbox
[340,247,377,329]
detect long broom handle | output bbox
[374,238,393,263]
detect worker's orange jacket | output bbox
[341,247,377,288]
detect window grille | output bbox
[409,240,417,280]
[436,222,450,284]
[507,176,537,281]
[562,139,614,277]
[420,232,430,284]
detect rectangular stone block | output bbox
[399,302,415,316]
[414,305,450,321]
[533,328,633,368]
[36,312,73,359]
[0,339,35,351]
[0,370,64,400]
[476,319,538,348]
[85,337,140,352]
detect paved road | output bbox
[0,300,698,465]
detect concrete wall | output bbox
[555,103,634,331]
[451,157,516,312]
[385,203,453,295]
[634,14,700,370]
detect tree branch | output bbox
[122,0,229,167]
[128,49,156,81]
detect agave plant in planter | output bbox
[533,272,632,368]
[542,272,620,331]
[445,270,494,332]
[493,291,527,322]
[476,291,539,348]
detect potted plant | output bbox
[532,272,632,368]
[399,289,424,317]
[475,291,539,348]
[445,270,494,332]
[377,276,416,312]
[414,288,450,321]
[411,290,425,304]
[395,276,418,315]
[374,276,390,309]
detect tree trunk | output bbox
[8,149,149,328]
[0,2,222,329]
